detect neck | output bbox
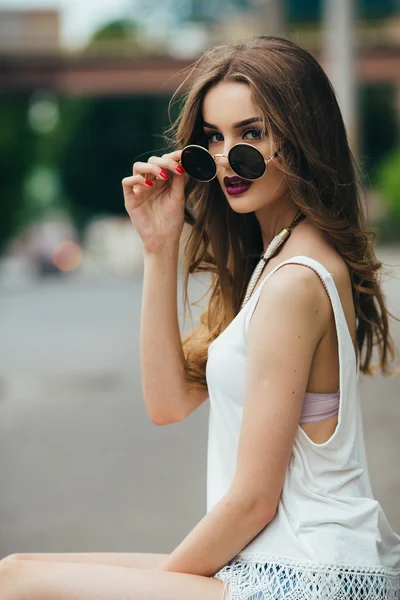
[257,202,300,254]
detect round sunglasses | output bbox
[179,143,281,182]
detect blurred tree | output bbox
[376,148,400,220]
[286,0,397,21]
[58,16,171,234]
[374,147,400,242]
[138,0,398,23]
[186,0,254,21]
[0,92,89,255]
[89,19,138,43]
[0,95,37,253]
[19,95,89,225]
[59,95,171,235]
[128,0,261,26]
[359,84,399,184]
[125,0,398,34]
[360,0,398,19]
[87,18,140,54]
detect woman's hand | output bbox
[122,150,187,254]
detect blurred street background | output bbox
[0,0,399,557]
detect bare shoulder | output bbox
[250,262,330,341]
[258,261,332,324]
[254,220,353,331]
[283,219,352,291]
[290,219,355,333]
[271,252,350,293]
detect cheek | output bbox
[254,165,287,197]
[266,163,286,185]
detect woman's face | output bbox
[201,81,290,214]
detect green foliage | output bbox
[359,84,399,185]
[0,95,37,253]
[22,95,89,225]
[89,19,138,43]
[286,0,397,22]
[375,148,400,222]
[33,95,89,166]
[59,95,171,233]
[0,92,90,255]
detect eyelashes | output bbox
[205,128,264,143]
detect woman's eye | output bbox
[205,129,263,144]
[243,128,262,140]
[206,131,223,144]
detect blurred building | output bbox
[0,9,61,54]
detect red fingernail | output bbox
[159,169,169,179]
[144,179,153,186]
[176,165,185,174]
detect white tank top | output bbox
[206,256,400,599]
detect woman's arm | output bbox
[157,266,327,576]
[141,244,208,425]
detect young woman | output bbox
[1,35,399,600]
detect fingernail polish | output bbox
[159,170,169,179]
[144,179,153,186]
[176,165,185,174]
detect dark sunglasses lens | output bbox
[180,146,216,181]
[229,145,265,180]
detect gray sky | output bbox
[0,0,131,48]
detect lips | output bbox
[223,176,252,196]
[224,176,248,186]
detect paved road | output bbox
[0,247,399,558]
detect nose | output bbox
[215,151,230,171]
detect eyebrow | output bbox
[203,117,262,130]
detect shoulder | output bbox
[260,221,351,316]
[250,255,347,343]
[265,262,322,293]
[248,219,352,336]
[259,261,329,312]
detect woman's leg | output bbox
[7,552,168,569]
[0,557,225,600]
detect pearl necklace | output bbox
[240,211,307,309]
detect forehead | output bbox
[202,81,260,126]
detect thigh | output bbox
[10,552,168,569]
[0,558,225,600]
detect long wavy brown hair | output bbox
[164,35,398,394]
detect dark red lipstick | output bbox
[223,176,253,196]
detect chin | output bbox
[225,191,266,213]
[229,203,256,214]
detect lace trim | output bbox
[300,413,339,424]
[213,554,400,600]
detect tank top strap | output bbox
[243,255,359,438]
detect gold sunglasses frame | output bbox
[179,143,281,182]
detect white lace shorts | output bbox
[213,558,387,600]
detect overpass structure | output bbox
[0,48,399,97]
